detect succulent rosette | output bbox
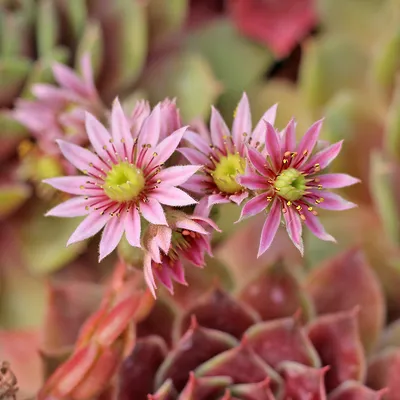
[180,93,277,213]
[116,249,388,400]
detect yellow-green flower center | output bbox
[213,153,246,194]
[274,168,306,201]
[104,162,145,202]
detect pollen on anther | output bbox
[80,185,84,189]
[85,206,89,210]
[296,205,302,210]
[308,206,313,211]
[303,150,308,156]
[287,201,292,206]
[317,184,323,190]
[89,162,93,167]
[109,139,114,143]
[153,152,158,157]
[102,145,107,150]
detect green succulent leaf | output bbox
[57,0,87,41]
[74,20,103,79]
[36,0,59,58]
[0,184,31,219]
[0,56,31,106]
[0,110,28,140]
[21,203,87,275]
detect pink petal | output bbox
[175,218,209,235]
[154,226,172,255]
[303,212,336,242]
[140,198,167,225]
[154,263,174,294]
[294,119,323,166]
[194,196,211,217]
[281,118,296,151]
[258,199,281,257]
[316,173,360,189]
[229,191,248,205]
[247,146,271,177]
[124,207,141,247]
[85,112,112,159]
[283,207,303,255]
[157,165,202,187]
[184,130,211,154]
[232,93,252,151]
[179,174,212,195]
[238,192,270,221]
[43,176,102,196]
[67,212,110,245]
[153,126,188,166]
[238,173,268,190]
[144,255,157,298]
[208,193,231,208]
[111,98,134,158]
[178,148,210,166]
[138,104,161,148]
[169,259,187,285]
[80,53,96,93]
[264,122,282,171]
[52,63,87,97]
[57,140,100,173]
[251,104,278,145]
[313,192,357,211]
[210,106,230,151]
[46,197,89,217]
[152,187,197,206]
[131,100,151,138]
[192,215,221,232]
[99,217,125,261]
[303,141,343,172]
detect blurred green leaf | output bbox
[21,204,87,275]
[0,110,28,140]
[0,184,31,219]
[299,37,369,114]
[370,150,400,244]
[56,0,87,41]
[386,81,400,160]
[148,0,188,45]
[74,20,103,79]
[185,19,274,93]
[22,47,70,98]
[36,0,59,58]
[0,56,31,106]
[143,52,221,121]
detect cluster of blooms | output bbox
[15,59,359,297]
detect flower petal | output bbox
[303,212,336,242]
[111,98,134,158]
[99,217,125,261]
[264,122,282,171]
[252,104,278,145]
[43,176,102,195]
[85,112,113,160]
[67,212,110,245]
[283,207,303,255]
[258,199,281,257]
[313,192,357,211]
[238,173,269,190]
[208,193,231,207]
[303,141,343,172]
[247,146,271,177]
[124,207,141,247]
[184,130,211,155]
[210,106,230,151]
[178,148,210,166]
[46,197,89,217]
[281,118,296,151]
[317,174,360,189]
[180,174,211,194]
[294,119,323,166]
[153,126,188,166]
[230,191,248,205]
[140,198,167,225]
[157,165,202,187]
[144,255,157,298]
[80,53,96,93]
[232,93,252,151]
[139,104,161,148]
[52,63,87,97]
[57,140,99,173]
[152,187,197,206]
[154,263,174,294]
[238,192,270,221]
[174,218,209,235]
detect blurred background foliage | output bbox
[3,0,400,396]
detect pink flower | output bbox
[238,119,360,257]
[14,55,104,155]
[44,99,200,261]
[143,210,220,296]
[180,93,277,215]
